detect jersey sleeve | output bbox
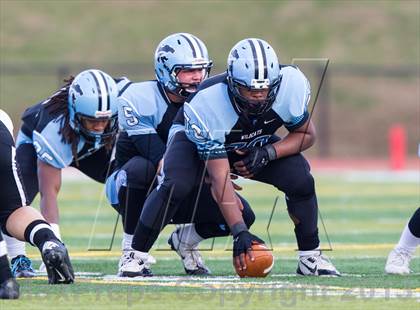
[183,102,227,160]
[32,121,73,169]
[118,96,158,136]
[117,85,166,165]
[275,67,311,131]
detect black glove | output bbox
[234,144,277,177]
[233,231,265,258]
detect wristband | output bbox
[231,222,248,237]
[264,144,277,161]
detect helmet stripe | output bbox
[248,39,266,80]
[180,33,202,59]
[89,70,108,112]
[189,35,204,58]
[256,39,268,79]
[98,71,111,111]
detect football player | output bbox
[131,38,340,276]
[385,208,419,274]
[106,33,255,276]
[3,69,129,277]
[0,109,74,291]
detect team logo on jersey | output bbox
[241,129,263,140]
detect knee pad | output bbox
[286,173,315,201]
[122,157,156,189]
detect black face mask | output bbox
[228,76,282,116]
[75,114,118,144]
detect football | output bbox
[235,243,274,278]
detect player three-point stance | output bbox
[3,69,128,277]
[106,33,255,276]
[385,208,419,274]
[131,38,340,276]
[0,109,74,295]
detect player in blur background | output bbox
[106,33,254,276]
[385,208,419,274]
[2,69,129,277]
[131,38,340,276]
[0,109,74,297]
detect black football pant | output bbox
[132,132,255,252]
[408,208,420,238]
[133,131,318,252]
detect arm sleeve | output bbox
[283,69,311,132]
[183,103,227,160]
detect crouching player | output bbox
[0,109,74,294]
[4,69,127,277]
[132,38,340,276]
[106,33,255,276]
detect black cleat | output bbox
[0,278,19,299]
[41,241,75,284]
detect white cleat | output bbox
[168,229,211,276]
[297,252,340,276]
[117,250,155,277]
[385,247,412,275]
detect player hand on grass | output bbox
[233,230,265,271]
[233,145,276,178]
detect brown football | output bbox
[235,243,274,278]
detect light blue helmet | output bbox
[154,33,212,98]
[227,38,281,116]
[68,69,119,144]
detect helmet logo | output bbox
[157,45,175,63]
[72,84,84,96]
[230,49,240,60]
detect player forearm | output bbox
[207,159,246,229]
[39,193,59,223]
[38,160,62,223]
[272,120,316,158]
[271,132,314,158]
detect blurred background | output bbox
[1,0,419,164]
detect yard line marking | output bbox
[24,243,414,258]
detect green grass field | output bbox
[1,172,419,309]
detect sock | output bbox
[299,247,320,257]
[23,220,60,252]
[177,224,204,246]
[2,234,26,259]
[396,223,420,254]
[50,223,62,240]
[122,233,133,251]
[0,239,13,283]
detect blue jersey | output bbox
[181,66,311,160]
[15,78,130,169]
[106,80,183,205]
[115,80,183,168]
